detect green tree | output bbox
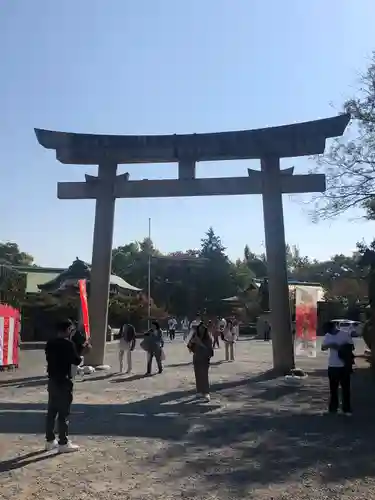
[313,52,375,219]
[0,242,31,307]
[243,244,267,278]
[197,228,236,315]
[0,242,34,266]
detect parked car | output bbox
[331,319,362,337]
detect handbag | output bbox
[161,349,166,361]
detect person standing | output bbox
[144,321,164,375]
[224,319,237,361]
[45,319,82,453]
[264,320,271,341]
[168,317,177,341]
[119,322,136,373]
[218,316,227,340]
[188,322,213,402]
[212,317,221,349]
[181,317,189,341]
[321,321,355,416]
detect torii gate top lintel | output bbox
[34,114,350,166]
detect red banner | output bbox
[78,279,90,339]
[0,304,20,367]
[295,286,318,358]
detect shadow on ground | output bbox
[1,367,375,490]
[0,375,47,389]
[144,366,375,494]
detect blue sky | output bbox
[1,0,375,267]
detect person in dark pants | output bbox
[45,319,82,453]
[321,321,354,416]
[264,320,271,341]
[145,321,164,375]
[188,322,214,402]
[168,317,177,341]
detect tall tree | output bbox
[197,228,236,314]
[313,52,375,219]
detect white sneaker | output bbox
[58,441,80,453]
[343,412,352,417]
[45,439,58,451]
[203,394,211,402]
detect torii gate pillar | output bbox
[86,162,117,366]
[261,157,294,371]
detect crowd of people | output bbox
[118,314,240,381]
[43,314,240,453]
[42,315,355,455]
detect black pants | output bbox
[264,330,271,341]
[193,361,210,394]
[328,366,352,413]
[213,336,220,348]
[169,329,175,341]
[45,379,73,445]
[147,351,163,374]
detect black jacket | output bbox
[338,343,355,371]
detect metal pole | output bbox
[147,217,151,330]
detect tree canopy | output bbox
[314,52,375,220]
[0,232,371,321]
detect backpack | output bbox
[338,343,355,370]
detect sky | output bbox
[1,0,375,267]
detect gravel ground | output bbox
[0,337,374,500]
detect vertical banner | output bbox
[295,286,318,358]
[78,279,90,339]
[0,305,20,367]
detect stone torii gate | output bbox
[35,114,349,373]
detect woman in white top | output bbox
[321,321,354,415]
[223,319,237,361]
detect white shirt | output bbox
[189,319,200,330]
[218,318,227,332]
[224,325,238,343]
[181,318,189,330]
[168,319,177,329]
[188,319,200,339]
[322,330,354,368]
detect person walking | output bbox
[224,319,237,362]
[321,320,355,416]
[188,322,213,402]
[143,321,164,375]
[119,322,136,374]
[45,319,82,453]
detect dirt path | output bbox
[1,339,374,499]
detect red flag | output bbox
[78,279,90,339]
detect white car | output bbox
[332,319,362,337]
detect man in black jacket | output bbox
[45,319,82,453]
